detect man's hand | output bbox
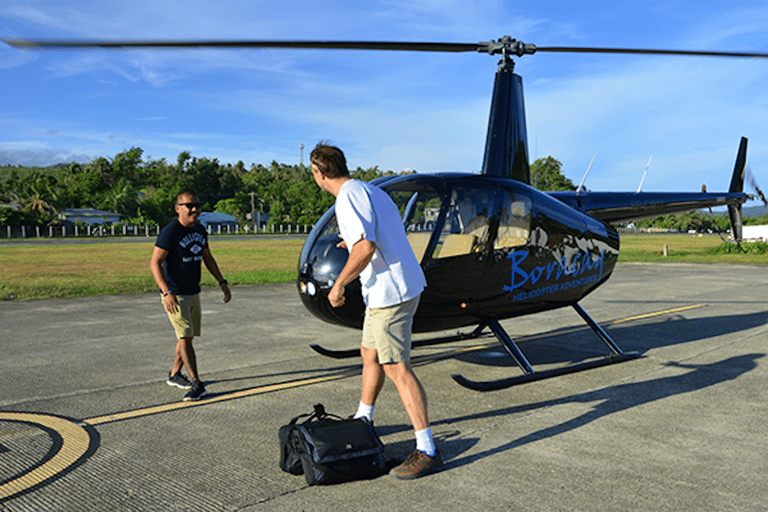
[163,292,179,313]
[328,235,373,309]
[328,283,346,308]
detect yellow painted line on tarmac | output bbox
[84,371,358,426]
[0,372,359,500]
[0,412,91,501]
[610,304,704,324]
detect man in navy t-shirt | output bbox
[150,191,231,401]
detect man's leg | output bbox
[382,361,428,431]
[387,360,441,479]
[175,337,207,401]
[173,337,199,382]
[354,346,385,420]
[360,346,385,405]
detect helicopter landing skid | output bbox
[452,304,640,392]
[309,322,488,359]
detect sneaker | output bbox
[183,380,208,401]
[389,450,442,480]
[167,372,193,389]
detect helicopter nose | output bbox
[298,278,318,297]
[297,261,317,296]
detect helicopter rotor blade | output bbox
[5,37,768,60]
[1,38,483,53]
[533,46,768,59]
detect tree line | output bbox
[0,147,408,230]
[1,149,762,232]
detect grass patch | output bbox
[618,234,768,264]
[0,239,304,301]
[706,240,768,255]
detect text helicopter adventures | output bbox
[7,36,767,391]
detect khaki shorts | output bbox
[361,296,420,364]
[163,293,201,339]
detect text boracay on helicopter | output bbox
[504,247,606,302]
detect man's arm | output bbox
[328,236,375,308]
[150,246,179,313]
[202,247,232,303]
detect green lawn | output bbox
[0,238,305,301]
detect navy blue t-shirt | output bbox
[155,219,208,295]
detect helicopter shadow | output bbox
[436,352,764,471]
[454,308,768,369]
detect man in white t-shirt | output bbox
[309,142,441,479]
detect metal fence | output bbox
[1,223,311,239]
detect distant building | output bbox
[742,225,768,242]
[60,208,122,225]
[198,212,238,230]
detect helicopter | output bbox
[5,36,768,391]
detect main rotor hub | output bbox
[480,36,537,71]
[481,36,537,57]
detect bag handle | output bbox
[288,403,344,425]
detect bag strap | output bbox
[289,403,344,425]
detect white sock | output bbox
[415,427,436,457]
[353,401,375,421]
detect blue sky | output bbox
[1,1,767,198]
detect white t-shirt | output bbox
[335,179,426,308]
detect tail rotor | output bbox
[727,137,747,241]
[746,167,767,206]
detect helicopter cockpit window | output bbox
[494,191,531,249]
[434,187,495,259]
[316,213,340,240]
[386,188,442,264]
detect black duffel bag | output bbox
[279,404,387,485]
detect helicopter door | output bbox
[494,190,532,250]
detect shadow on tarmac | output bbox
[453,309,768,368]
[435,352,763,471]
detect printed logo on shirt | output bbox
[179,232,206,255]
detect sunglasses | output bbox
[177,202,202,209]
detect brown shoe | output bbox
[389,450,441,479]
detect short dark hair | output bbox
[310,142,349,179]
[176,191,198,203]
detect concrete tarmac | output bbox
[1,262,766,511]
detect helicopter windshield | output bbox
[385,187,443,264]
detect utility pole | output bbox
[249,191,255,232]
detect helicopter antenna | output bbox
[636,155,652,193]
[576,155,596,194]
